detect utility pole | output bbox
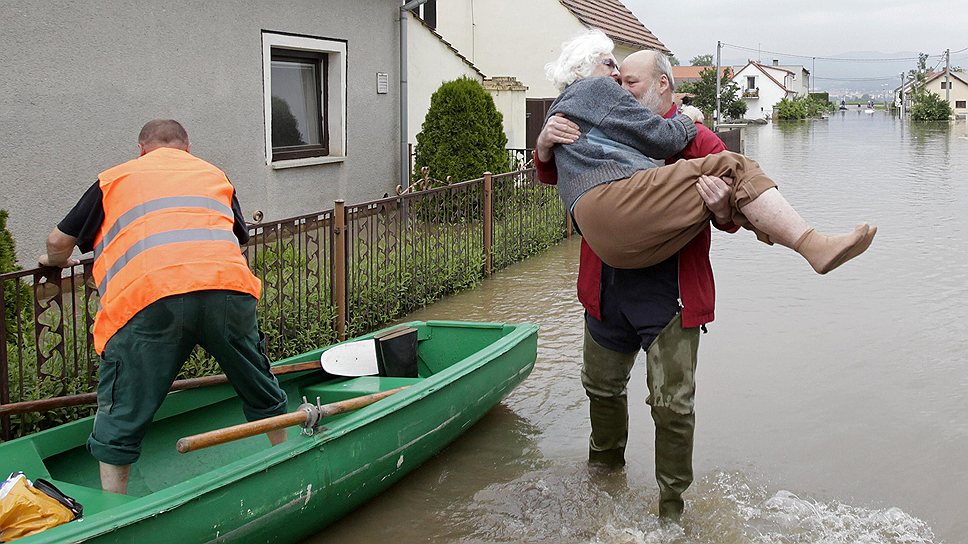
[811,57,815,93]
[945,48,951,103]
[899,72,905,116]
[715,40,721,130]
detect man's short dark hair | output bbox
[138,119,189,148]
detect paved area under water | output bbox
[311,112,968,543]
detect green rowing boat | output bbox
[0,320,538,543]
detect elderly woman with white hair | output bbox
[543,29,875,274]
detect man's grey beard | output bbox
[637,83,665,114]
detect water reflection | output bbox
[310,113,968,543]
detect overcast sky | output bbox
[623,0,967,66]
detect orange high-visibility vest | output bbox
[91,147,261,354]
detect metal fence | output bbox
[0,168,565,440]
[408,145,533,176]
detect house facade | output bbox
[896,70,968,117]
[429,0,669,147]
[731,60,805,119]
[1,1,403,263]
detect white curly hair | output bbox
[544,28,615,92]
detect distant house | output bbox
[670,66,732,106]
[731,60,809,119]
[427,0,670,147]
[895,70,968,117]
[1,1,404,263]
[671,66,731,86]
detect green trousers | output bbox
[580,314,699,521]
[88,290,289,466]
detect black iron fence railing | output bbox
[1,168,565,440]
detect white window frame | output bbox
[262,32,347,169]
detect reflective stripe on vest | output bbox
[91,148,261,354]
[96,228,240,297]
[93,196,233,260]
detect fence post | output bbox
[483,172,493,277]
[334,200,347,341]
[566,212,573,239]
[0,289,9,440]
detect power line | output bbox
[813,75,902,82]
[720,41,945,62]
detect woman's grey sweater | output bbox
[546,77,697,212]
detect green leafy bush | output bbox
[677,67,744,121]
[775,97,806,120]
[910,91,953,121]
[808,92,830,103]
[413,77,510,184]
[775,96,833,120]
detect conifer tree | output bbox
[0,210,31,336]
[413,77,509,184]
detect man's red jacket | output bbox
[534,105,738,328]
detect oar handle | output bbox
[0,361,322,416]
[176,407,312,453]
[175,386,409,454]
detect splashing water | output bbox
[425,467,935,544]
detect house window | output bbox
[262,32,347,167]
[271,50,328,159]
[419,0,437,29]
[940,81,950,89]
[747,76,756,90]
[957,100,967,108]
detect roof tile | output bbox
[558,0,669,53]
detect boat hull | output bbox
[1,321,538,543]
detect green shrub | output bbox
[677,67,743,121]
[910,91,953,121]
[775,97,806,120]
[1,210,32,339]
[775,96,832,120]
[413,77,510,184]
[808,92,830,103]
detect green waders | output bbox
[580,315,699,522]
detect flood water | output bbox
[310,112,968,543]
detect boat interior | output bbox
[2,321,522,517]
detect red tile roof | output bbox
[558,0,669,54]
[924,69,968,87]
[671,66,731,82]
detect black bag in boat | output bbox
[32,479,83,519]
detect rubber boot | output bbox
[651,406,695,523]
[645,314,700,523]
[581,326,637,469]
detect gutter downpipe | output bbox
[400,0,434,189]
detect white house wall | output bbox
[488,87,528,148]
[434,0,588,99]
[0,1,400,263]
[733,64,788,119]
[407,12,483,146]
[773,65,810,96]
[924,76,968,116]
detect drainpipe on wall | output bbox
[400,0,434,189]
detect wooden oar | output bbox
[175,386,409,453]
[0,361,323,416]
